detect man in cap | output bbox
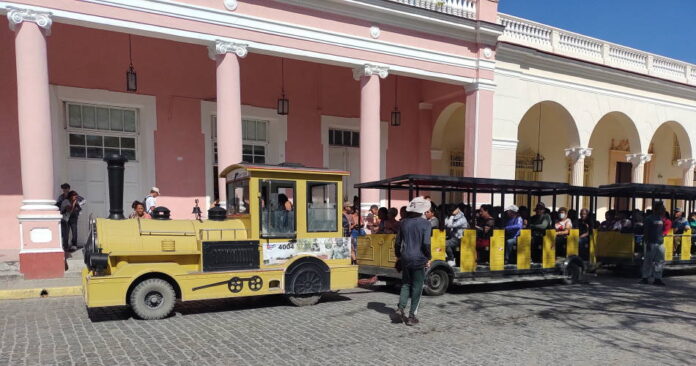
[394,196,432,326]
[641,202,667,286]
[144,187,160,215]
[529,202,552,263]
[672,207,688,234]
[503,205,523,264]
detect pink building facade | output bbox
[2,1,695,279]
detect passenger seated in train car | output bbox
[129,201,151,219]
[424,203,439,230]
[475,204,495,264]
[518,205,530,229]
[615,210,633,233]
[503,205,523,264]
[444,203,469,267]
[379,208,401,234]
[672,208,688,234]
[689,212,696,251]
[631,210,645,247]
[554,207,572,257]
[577,208,592,260]
[529,202,552,263]
[662,211,672,236]
[599,210,616,231]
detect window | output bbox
[226,178,250,215]
[307,182,338,232]
[66,102,138,160]
[212,116,269,200]
[329,128,359,147]
[259,180,296,238]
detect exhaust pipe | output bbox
[103,153,128,220]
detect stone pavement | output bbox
[2,273,696,366]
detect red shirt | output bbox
[662,217,672,235]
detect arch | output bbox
[644,121,693,185]
[515,101,581,184]
[587,111,642,190]
[430,102,466,176]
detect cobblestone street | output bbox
[2,273,696,366]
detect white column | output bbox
[626,153,652,184]
[353,64,388,213]
[677,158,696,186]
[564,147,592,186]
[209,40,247,205]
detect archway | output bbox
[431,102,466,177]
[645,121,693,186]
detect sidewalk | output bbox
[0,249,84,300]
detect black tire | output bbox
[424,268,450,296]
[129,278,176,320]
[563,262,584,285]
[286,264,325,307]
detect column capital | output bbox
[565,147,592,162]
[7,7,53,35]
[676,158,696,171]
[208,40,248,60]
[626,153,652,167]
[352,64,389,81]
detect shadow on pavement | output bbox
[87,292,351,322]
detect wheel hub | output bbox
[145,291,163,309]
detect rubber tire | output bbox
[563,262,584,285]
[286,264,325,307]
[424,268,450,296]
[130,278,176,320]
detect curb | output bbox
[0,286,82,300]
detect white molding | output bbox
[564,147,592,162]
[0,1,494,83]
[491,138,518,151]
[17,214,62,220]
[19,248,65,254]
[418,102,433,110]
[223,0,238,11]
[626,153,652,166]
[495,67,696,113]
[201,102,288,209]
[369,25,380,39]
[430,149,443,160]
[6,6,52,34]
[465,80,497,92]
[49,85,158,209]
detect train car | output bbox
[355,175,596,295]
[594,183,696,270]
[82,155,357,320]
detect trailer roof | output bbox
[597,183,696,200]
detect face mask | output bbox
[559,213,566,219]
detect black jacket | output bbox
[395,217,431,270]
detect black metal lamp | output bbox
[277,58,289,115]
[126,35,137,92]
[391,76,401,126]
[532,103,544,173]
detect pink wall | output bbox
[0,20,481,249]
[0,19,23,251]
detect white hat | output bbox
[505,204,519,213]
[151,187,160,193]
[406,196,429,214]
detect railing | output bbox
[387,0,476,19]
[498,13,696,86]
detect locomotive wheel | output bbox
[227,277,244,293]
[248,276,263,291]
[424,268,449,296]
[130,278,176,320]
[286,264,324,307]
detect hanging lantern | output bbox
[532,153,544,173]
[277,58,289,115]
[126,35,137,92]
[391,107,401,127]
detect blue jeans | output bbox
[505,237,517,264]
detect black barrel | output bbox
[103,154,128,220]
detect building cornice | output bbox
[496,43,696,106]
[0,1,478,85]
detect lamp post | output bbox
[277,58,289,115]
[126,34,137,92]
[390,76,401,127]
[532,103,544,173]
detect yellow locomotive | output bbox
[82,156,357,320]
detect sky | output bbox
[498,0,696,64]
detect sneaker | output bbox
[639,278,649,284]
[653,279,666,286]
[70,245,78,252]
[393,308,405,324]
[405,315,419,326]
[447,260,456,267]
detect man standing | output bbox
[144,187,160,214]
[641,202,666,286]
[394,196,431,326]
[60,191,83,251]
[56,183,71,207]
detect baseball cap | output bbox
[505,204,519,212]
[151,187,160,193]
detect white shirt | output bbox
[145,195,157,214]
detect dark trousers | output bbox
[61,218,78,250]
[531,235,543,263]
[505,237,517,264]
[398,267,425,316]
